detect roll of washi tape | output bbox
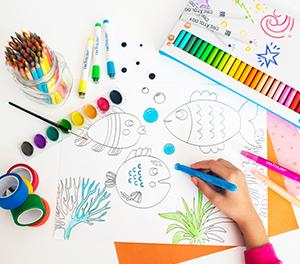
[30,198,50,227]
[20,176,33,194]
[7,163,39,191]
[11,194,46,226]
[0,173,28,210]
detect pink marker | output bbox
[278,85,292,104]
[284,88,297,107]
[272,83,286,101]
[241,150,300,183]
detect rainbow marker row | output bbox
[173,30,300,114]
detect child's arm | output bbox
[191,159,282,263]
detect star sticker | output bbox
[256,43,280,68]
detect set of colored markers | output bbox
[173,30,300,114]
[0,164,50,227]
[4,32,71,105]
[78,20,116,98]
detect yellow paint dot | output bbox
[245,46,251,52]
[220,20,228,28]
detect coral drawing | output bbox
[106,148,171,209]
[159,191,232,244]
[164,90,259,154]
[74,107,146,156]
[55,177,111,240]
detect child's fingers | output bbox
[191,177,217,201]
[191,160,231,180]
[217,158,236,169]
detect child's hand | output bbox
[191,159,268,248]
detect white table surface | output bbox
[0,0,300,263]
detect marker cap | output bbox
[95,23,101,27]
[92,65,100,81]
[107,61,115,78]
[103,19,109,23]
[78,79,87,98]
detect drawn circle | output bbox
[97,97,110,112]
[121,42,127,47]
[153,92,166,104]
[122,129,130,136]
[149,167,158,176]
[58,119,72,134]
[245,46,251,52]
[168,35,175,41]
[125,120,134,127]
[121,67,127,73]
[30,198,50,227]
[149,181,156,188]
[109,90,123,105]
[84,104,97,119]
[163,143,175,155]
[21,141,34,157]
[71,111,85,127]
[184,22,191,29]
[136,61,140,65]
[141,87,149,94]
[175,109,188,120]
[33,134,47,149]
[139,44,143,47]
[167,42,172,46]
[46,126,59,141]
[143,108,158,123]
[220,20,228,28]
[148,73,156,80]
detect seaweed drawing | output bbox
[74,106,146,156]
[105,148,171,209]
[55,177,111,240]
[232,0,254,23]
[159,191,233,244]
[164,90,259,154]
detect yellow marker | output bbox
[228,59,241,77]
[238,65,252,83]
[233,62,247,80]
[221,56,236,74]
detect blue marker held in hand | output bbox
[175,163,237,192]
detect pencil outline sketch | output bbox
[54,177,111,240]
[74,106,146,156]
[153,92,167,104]
[159,190,233,245]
[164,90,260,154]
[105,148,171,209]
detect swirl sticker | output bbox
[260,10,294,39]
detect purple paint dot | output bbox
[34,134,47,149]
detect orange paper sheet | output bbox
[115,133,298,264]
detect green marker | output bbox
[189,39,203,56]
[195,41,208,59]
[92,23,102,83]
[206,47,220,65]
[183,36,197,53]
[217,53,230,71]
[211,50,225,68]
[200,44,214,62]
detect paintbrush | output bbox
[9,102,88,140]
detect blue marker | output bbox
[174,163,237,192]
[173,30,187,47]
[103,19,116,78]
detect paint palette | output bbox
[19,93,122,159]
[160,0,300,128]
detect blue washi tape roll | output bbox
[0,173,29,210]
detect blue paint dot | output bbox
[143,108,158,123]
[164,143,175,155]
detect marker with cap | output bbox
[103,19,116,78]
[175,163,237,192]
[78,36,94,98]
[91,23,102,83]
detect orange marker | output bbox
[250,71,263,89]
[228,59,241,77]
[233,62,247,80]
[244,68,258,86]
[267,79,280,98]
[260,77,274,95]
[238,65,252,83]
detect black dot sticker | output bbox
[21,141,34,156]
[149,73,156,80]
[110,90,123,105]
[140,44,143,47]
[121,42,127,47]
[136,61,140,65]
[121,67,127,73]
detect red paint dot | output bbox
[97,97,110,113]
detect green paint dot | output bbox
[46,126,59,141]
[59,119,72,134]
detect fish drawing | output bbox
[75,107,146,156]
[164,90,259,153]
[105,148,171,208]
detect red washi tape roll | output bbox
[7,164,39,191]
[30,198,50,227]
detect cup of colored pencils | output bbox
[4,31,73,106]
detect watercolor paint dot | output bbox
[46,126,59,141]
[109,90,123,105]
[97,97,110,112]
[121,67,127,73]
[149,73,156,80]
[21,141,34,156]
[163,143,175,155]
[142,87,149,94]
[33,134,47,149]
[71,111,85,127]
[121,42,127,47]
[143,108,158,123]
[59,119,72,134]
[84,104,97,119]
[139,44,143,47]
[136,61,140,65]
[153,92,166,104]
